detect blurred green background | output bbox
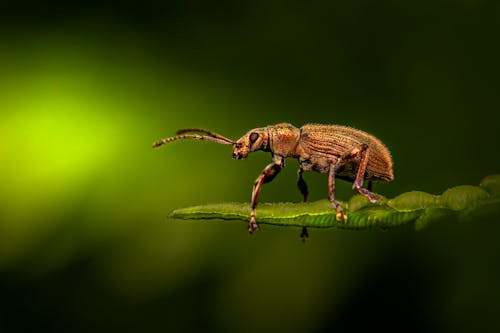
[1,1,499,332]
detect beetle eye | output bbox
[249,132,259,144]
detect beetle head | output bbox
[152,126,271,160]
[232,128,269,160]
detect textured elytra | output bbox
[297,124,393,181]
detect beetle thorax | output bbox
[268,123,301,157]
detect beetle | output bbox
[153,123,394,237]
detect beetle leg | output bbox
[300,226,309,242]
[297,168,309,203]
[296,168,310,240]
[336,143,379,202]
[351,145,380,202]
[250,161,283,233]
[328,163,347,222]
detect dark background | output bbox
[0,1,499,332]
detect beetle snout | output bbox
[232,140,249,160]
[232,152,246,160]
[232,147,248,160]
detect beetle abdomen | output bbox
[298,124,394,181]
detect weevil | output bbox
[153,123,393,237]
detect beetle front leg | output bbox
[328,163,347,222]
[249,161,283,233]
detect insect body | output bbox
[153,123,393,235]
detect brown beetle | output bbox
[153,123,393,236]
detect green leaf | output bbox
[170,175,500,231]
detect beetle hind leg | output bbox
[356,186,379,202]
[348,144,379,203]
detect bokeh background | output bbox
[1,1,499,332]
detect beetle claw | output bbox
[368,193,379,203]
[248,218,259,234]
[300,227,309,242]
[336,211,348,223]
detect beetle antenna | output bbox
[152,134,235,148]
[175,128,235,144]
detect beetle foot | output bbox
[357,187,380,203]
[300,227,309,242]
[331,200,348,223]
[367,193,380,203]
[248,217,259,234]
[335,210,348,223]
